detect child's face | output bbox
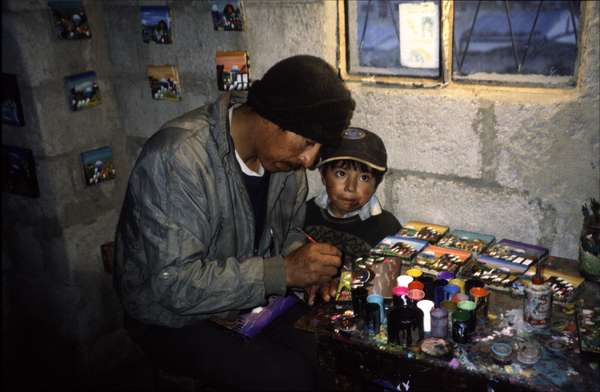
[321,162,377,218]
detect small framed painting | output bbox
[211,0,245,31]
[48,0,92,39]
[81,146,116,186]
[1,73,25,127]
[147,65,182,101]
[1,145,40,198]
[140,6,172,44]
[216,51,249,91]
[65,71,101,111]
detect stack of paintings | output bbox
[414,245,471,276]
[371,234,428,264]
[437,229,495,254]
[398,220,449,244]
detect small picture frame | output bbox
[48,0,92,40]
[100,241,114,274]
[81,146,116,186]
[1,145,40,198]
[147,65,182,101]
[65,71,101,111]
[216,51,249,91]
[1,73,25,127]
[211,0,245,31]
[140,6,172,44]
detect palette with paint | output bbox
[370,235,428,264]
[437,229,495,254]
[414,245,472,276]
[398,221,449,244]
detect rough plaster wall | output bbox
[2,0,128,379]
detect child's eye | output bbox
[360,173,373,182]
[334,170,346,178]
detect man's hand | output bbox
[306,278,339,305]
[284,242,341,288]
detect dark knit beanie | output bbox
[247,55,355,147]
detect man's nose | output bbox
[300,144,321,169]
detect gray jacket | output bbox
[113,92,307,327]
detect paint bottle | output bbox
[523,261,552,329]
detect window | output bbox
[340,0,583,87]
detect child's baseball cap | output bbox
[317,127,387,172]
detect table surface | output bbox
[296,275,600,391]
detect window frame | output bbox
[337,0,587,89]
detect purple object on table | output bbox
[437,271,455,281]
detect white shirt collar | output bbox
[314,190,382,221]
[229,106,264,177]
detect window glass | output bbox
[346,0,441,78]
[453,0,580,82]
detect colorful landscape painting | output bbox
[65,71,101,111]
[141,6,172,44]
[48,1,92,39]
[81,146,115,186]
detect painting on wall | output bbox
[211,0,245,31]
[81,146,115,186]
[147,65,182,101]
[65,71,101,111]
[1,145,40,198]
[48,0,92,39]
[1,73,25,127]
[140,6,172,44]
[216,51,249,91]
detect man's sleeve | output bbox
[129,135,270,315]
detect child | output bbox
[304,127,402,267]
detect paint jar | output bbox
[351,286,369,321]
[523,281,553,329]
[392,286,409,298]
[441,300,458,334]
[430,308,449,338]
[420,276,435,301]
[451,293,469,304]
[408,280,425,291]
[396,274,414,288]
[464,278,484,295]
[406,267,423,280]
[452,310,470,344]
[367,294,386,324]
[366,302,381,335]
[437,271,454,281]
[457,300,477,333]
[388,294,422,347]
[470,287,490,324]
[416,299,435,334]
[490,342,513,365]
[444,284,461,301]
[433,279,448,307]
[449,278,466,294]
